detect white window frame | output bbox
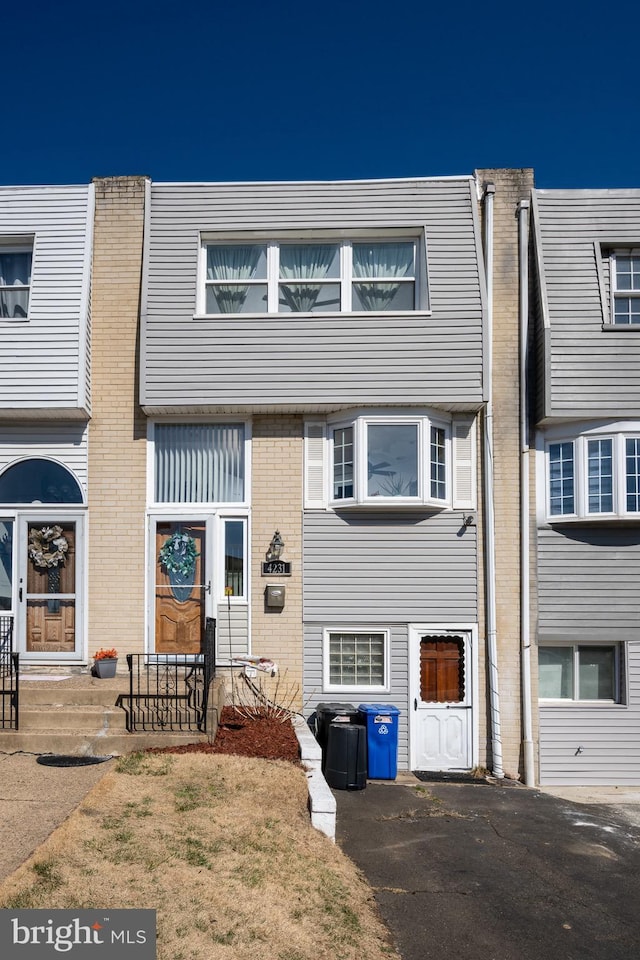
[0,240,33,322]
[322,628,391,693]
[328,413,451,508]
[147,419,251,509]
[610,248,640,325]
[218,514,248,603]
[538,642,623,703]
[198,233,429,316]
[544,426,640,521]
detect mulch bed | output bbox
[147,707,301,764]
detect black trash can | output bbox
[324,721,367,791]
[315,702,358,769]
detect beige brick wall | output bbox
[250,416,304,702]
[88,177,147,661]
[477,168,535,778]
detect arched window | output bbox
[0,459,83,504]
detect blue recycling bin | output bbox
[358,703,400,780]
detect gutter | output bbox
[482,183,503,779]
[518,199,535,786]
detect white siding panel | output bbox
[0,186,92,413]
[0,422,88,494]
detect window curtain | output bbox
[0,253,31,318]
[155,424,245,502]
[206,246,262,314]
[352,243,413,311]
[279,245,336,312]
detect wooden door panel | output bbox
[155,522,205,654]
[420,636,464,703]
[26,522,77,654]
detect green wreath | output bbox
[159,532,199,578]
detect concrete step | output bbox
[18,680,127,708]
[0,729,210,757]
[17,704,129,731]
[0,674,226,756]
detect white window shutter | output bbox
[304,422,327,508]
[452,418,476,509]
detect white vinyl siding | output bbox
[0,186,92,414]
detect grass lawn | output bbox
[0,751,399,960]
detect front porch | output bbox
[0,670,226,757]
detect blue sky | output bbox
[4,0,638,189]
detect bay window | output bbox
[330,415,450,507]
[202,237,424,314]
[546,429,640,519]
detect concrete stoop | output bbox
[0,674,226,757]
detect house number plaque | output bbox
[261,560,291,576]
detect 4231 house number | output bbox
[261,560,291,576]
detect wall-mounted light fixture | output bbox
[267,530,284,561]
[463,514,476,527]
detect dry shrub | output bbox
[0,754,399,960]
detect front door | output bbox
[153,520,209,653]
[18,517,82,659]
[410,628,473,771]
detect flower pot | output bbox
[93,658,118,679]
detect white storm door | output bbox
[410,628,473,771]
[18,516,83,660]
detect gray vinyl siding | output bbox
[143,179,485,410]
[537,526,640,783]
[0,185,92,416]
[533,190,640,420]
[303,622,411,770]
[539,642,640,785]
[213,602,248,663]
[0,422,88,495]
[537,526,640,640]
[302,510,478,769]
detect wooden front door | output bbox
[23,519,79,656]
[411,632,472,771]
[154,521,207,654]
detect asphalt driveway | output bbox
[335,776,640,960]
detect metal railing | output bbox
[123,617,216,733]
[0,615,19,730]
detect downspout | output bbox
[482,182,503,779]
[518,199,535,786]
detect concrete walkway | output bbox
[0,753,113,883]
[335,775,640,960]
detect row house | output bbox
[527,188,640,784]
[8,170,639,786]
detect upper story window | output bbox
[201,238,425,315]
[331,415,449,507]
[153,423,246,504]
[0,245,32,319]
[546,428,640,520]
[611,249,640,324]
